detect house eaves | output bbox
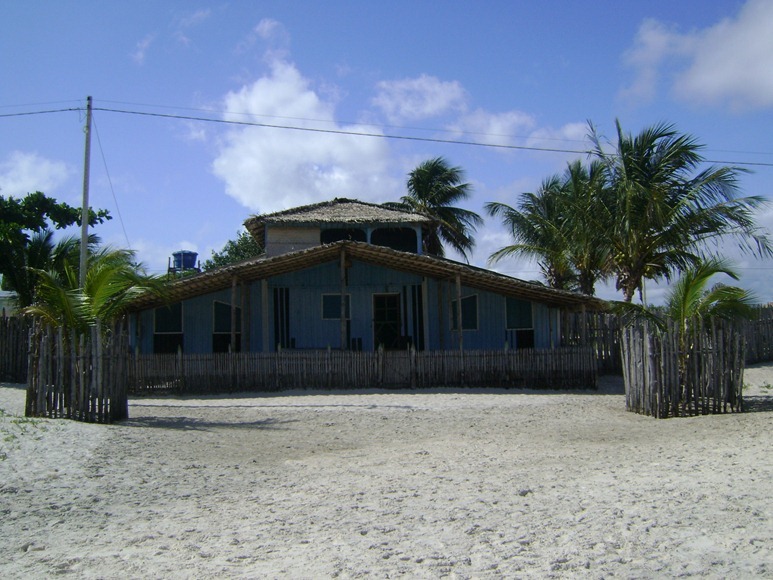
[128,241,606,311]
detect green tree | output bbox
[202,229,263,271]
[591,120,771,302]
[487,174,577,290]
[615,258,756,400]
[0,192,111,306]
[25,246,165,333]
[390,157,482,261]
[664,257,756,329]
[487,159,610,294]
[2,232,100,308]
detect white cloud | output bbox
[179,8,211,29]
[237,18,290,56]
[0,151,72,197]
[373,74,468,123]
[621,0,773,111]
[525,122,588,152]
[175,9,211,46]
[448,109,536,147]
[212,59,396,214]
[674,0,773,110]
[131,34,156,65]
[255,18,284,41]
[619,19,690,104]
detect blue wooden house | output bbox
[127,199,602,355]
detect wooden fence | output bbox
[128,346,597,395]
[26,321,129,423]
[0,315,29,383]
[561,311,621,373]
[744,306,773,364]
[620,318,745,418]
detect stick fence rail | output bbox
[9,306,773,422]
[129,346,597,395]
[620,318,745,418]
[26,321,129,423]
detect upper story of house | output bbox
[244,198,433,258]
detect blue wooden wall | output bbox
[130,259,562,354]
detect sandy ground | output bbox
[1,366,771,579]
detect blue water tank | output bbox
[172,250,198,270]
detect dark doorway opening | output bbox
[373,293,401,349]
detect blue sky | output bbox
[2,0,772,303]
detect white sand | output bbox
[1,367,771,578]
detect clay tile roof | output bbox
[244,198,431,244]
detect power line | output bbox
[0,107,81,118]
[98,98,592,145]
[93,106,590,155]
[3,104,773,167]
[89,107,773,167]
[92,112,132,250]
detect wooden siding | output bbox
[130,258,574,355]
[265,226,320,257]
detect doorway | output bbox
[373,293,401,349]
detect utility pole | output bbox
[79,96,92,288]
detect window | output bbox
[153,303,183,353]
[322,294,350,319]
[506,298,533,329]
[451,295,478,331]
[370,227,418,253]
[320,228,367,244]
[213,301,241,353]
[506,297,535,349]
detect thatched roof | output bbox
[244,198,431,245]
[129,240,606,312]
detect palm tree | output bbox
[24,246,166,333]
[487,174,577,291]
[591,120,771,302]
[393,157,482,261]
[9,232,104,308]
[486,159,611,294]
[614,257,755,413]
[0,231,86,308]
[664,257,756,327]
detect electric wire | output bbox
[94,106,589,155]
[3,104,772,167]
[92,112,132,250]
[97,98,591,145]
[0,107,82,118]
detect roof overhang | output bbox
[128,241,607,311]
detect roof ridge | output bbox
[247,197,407,221]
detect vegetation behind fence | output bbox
[129,346,597,395]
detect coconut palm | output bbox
[591,120,771,302]
[392,157,482,261]
[486,159,611,294]
[556,159,611,295]
[0,231,92,308]
[664,257,756,327]
[24,246,166,333]
[614,257,756,413]
[487,174,577,291]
